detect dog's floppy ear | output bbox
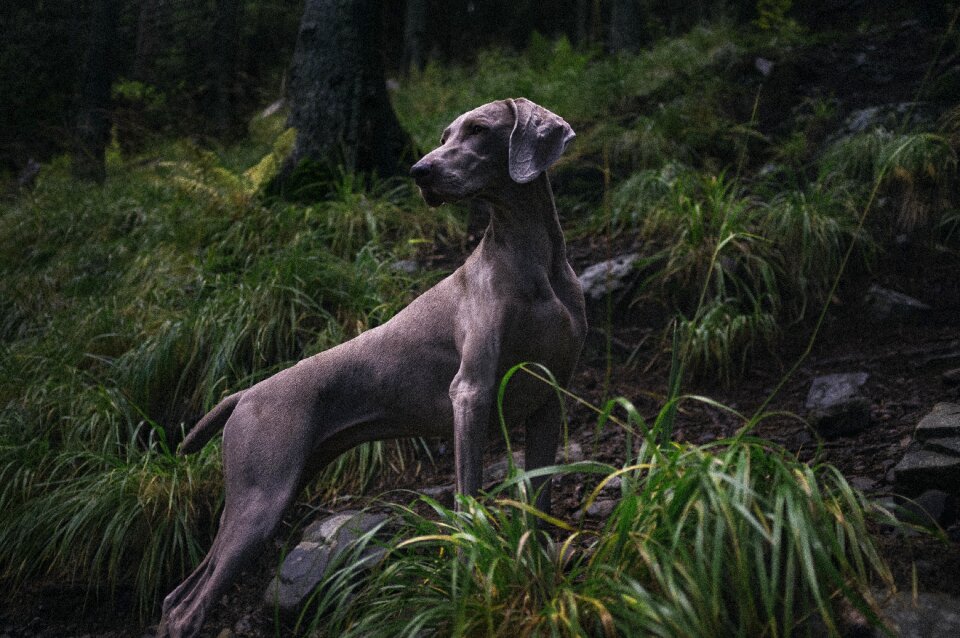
[507,98,576,184]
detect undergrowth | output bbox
[0,19,956,625]
[295,390,895,638]
[0,139,460,616]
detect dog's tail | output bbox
[179,391,244,455]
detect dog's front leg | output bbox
[449,335,499,505]
[524,397,563,515]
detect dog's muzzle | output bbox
[410,159,446,207]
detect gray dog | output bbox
[158,97,587,637]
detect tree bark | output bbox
[402,0,428,72]
[609,0,644,53]
[209,0,242,138]
[132,0,171,80]
[73,0,121,183]
[282,0,414,186]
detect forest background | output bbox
[2,1,960,636]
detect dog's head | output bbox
[410,98,575,207]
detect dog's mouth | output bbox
[417,186,447,208]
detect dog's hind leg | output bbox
[159,472,299,638]
[161,395,309,637]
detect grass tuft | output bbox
[298,399,893,638]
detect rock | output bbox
[585,499,617,518]
[602,475,623,492]
[880,591,960,638]
[420,483,455,502]
[483,451,525,485]
[846,106,881,133]
[260,99,285,118]
[893,450,960,496]
[894,490,955,527]
[915,403,960,440]
[390,259,418,275]
[215,629,234,638]
[556,441,584,463]
[577,254,639,301]
[804,372,871,437]
[754,56,774,76]
[843,102,929,135]
[848,476,877,491]
[863,284,931,322]
[264,510,389,612]
[926,438,960,456]
[892,404,960,496]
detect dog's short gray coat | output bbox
[158,98,587,637]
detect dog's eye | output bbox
[468,124,487,136]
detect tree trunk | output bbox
[402,0,428,72]
[73,0,121,183]
[609,0,644,53]
[209,0,242,138]
[575,0,591,47]
[132,0,171,80]
[282,0,414,186]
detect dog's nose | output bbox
[409,160,432,182]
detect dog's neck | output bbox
[475,173,567,270]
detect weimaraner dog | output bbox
[158,97,587,637]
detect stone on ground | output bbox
[863,284,931,322]
[804,372,871,437]
[263,510,388,612]
[894,403,960,496]
[879,592,960,638]
[577,254,638,300]
[915,403,960,440]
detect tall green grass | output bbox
[820,128,958,236]
[0,138,461,615]
[2,23,955,625]
[297,396,894,638]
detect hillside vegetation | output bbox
[1,16,958,635]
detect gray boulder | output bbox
[915,403,960,440]
[893,404,960,496]
[893,449,960,496]
[805,372,871,437]
[585,498,617,518]
[879,592,960,638]
[863,285,931,323]
[889,490,957,528]
[578,254,638,301]
[264,510,388,612]
[842,102,930,135]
